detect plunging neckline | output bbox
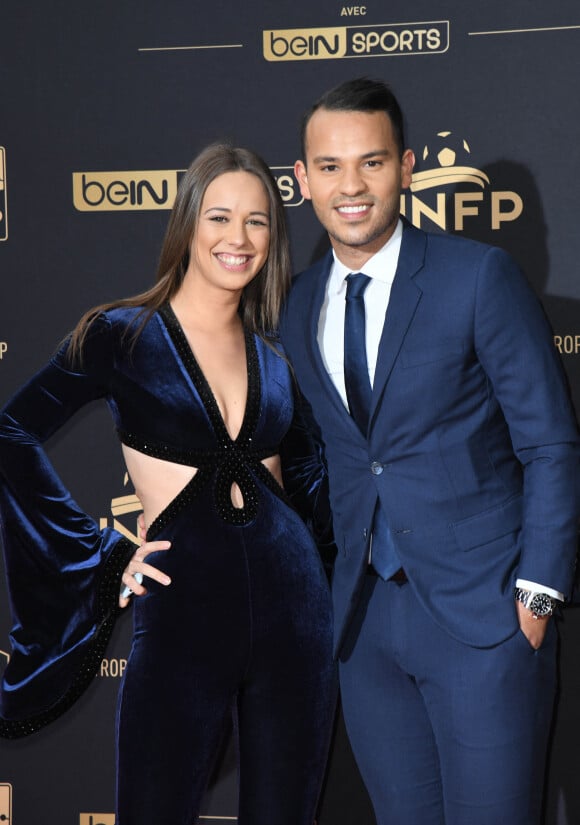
[159,303,259,445]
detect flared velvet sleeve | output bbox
[0,315,135,737]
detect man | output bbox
[280,77,579,825]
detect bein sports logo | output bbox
[72,170,178,212]
[263,20,449,61]
[401,131,523,232]
[73,166,304,211]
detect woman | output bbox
[0,144,335,824]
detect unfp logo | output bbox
[401,131,523,232]
[263,20,448,61]
[99,473,142,544]
[0,147,7,241]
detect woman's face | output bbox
[187,170,271,294]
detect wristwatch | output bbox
[514,587,557,620]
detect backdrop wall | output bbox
[1,2,580,823]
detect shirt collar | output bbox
[329,219,403,295]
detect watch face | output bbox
[529,593,554,616]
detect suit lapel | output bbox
[304,252,365,435]
[369,222,426,426]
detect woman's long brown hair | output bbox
[67,143,291,362]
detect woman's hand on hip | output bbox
[119,525,172,608]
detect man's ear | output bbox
[294,160,312,200]
[401,149,415,190]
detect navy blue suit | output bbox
[280,220,579,824]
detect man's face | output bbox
[295,108,414,268]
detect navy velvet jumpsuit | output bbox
[0,304,336,825]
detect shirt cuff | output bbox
[515,578,565,603]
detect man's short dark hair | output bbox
[300,77,406,162]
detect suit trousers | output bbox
[339,572,557,825]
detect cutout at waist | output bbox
[121,444,282,529]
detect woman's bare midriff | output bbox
[122,444,283,528]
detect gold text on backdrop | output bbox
[263,21,449,61]
[73,171,178,212]
[0,147,7,241]
[73,168,304,211]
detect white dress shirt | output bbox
[316,219,563,602]
[318,221,402,403]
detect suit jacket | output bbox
[280,219,580,655]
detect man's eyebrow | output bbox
[311,149,391,164]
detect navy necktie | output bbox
[343,272,402,580]
[344,273,372,434]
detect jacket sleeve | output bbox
[280,385,336,577]
[0,315,135,737]
[474,247,580,596]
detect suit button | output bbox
[370,461,384,475]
